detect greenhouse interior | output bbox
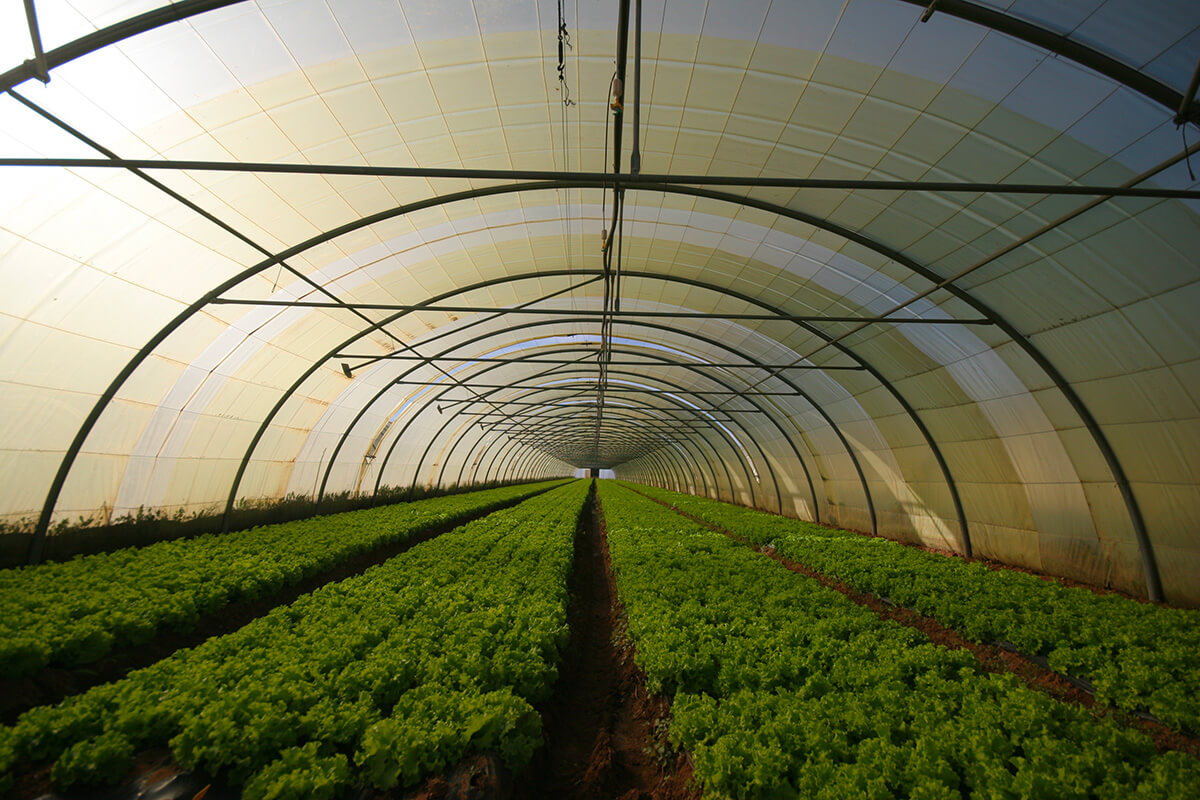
[1,0,1199,798]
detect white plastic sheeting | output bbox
[0,0,1197,603]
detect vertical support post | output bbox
[22,0,50,83]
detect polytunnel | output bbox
[2,1,1200,798]
[4,0,1199,603]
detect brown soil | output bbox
[387,752,510,800]
[9,749,233,800]
[627,486,1200,760]
[513,484,698,800]
[1,488,556,726]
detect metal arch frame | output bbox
[504,446,546,484]
[15,0,1181,582]
[372,348,731,501]
[24,176,1160,598]
[511,448,563,484]
[331,319,808,515]
[417,376,729,496]
[426,380,748,508]
[505,447,566,484]
[308,275,603,512]
[649,184,1162,593]
[493,419,700,496]
[483,423,585,492]
[450,364,731,501]
[430,357,758,505]
[215,262,950,543]
[451,369,777,506]
[455,414,630,489]
[487,418,686,490]
[31,204,957,556]
[394,364,765,509]
[2,0,1193,122]
[26,180,564,560]
[449,395,725,499]
[382,339,815,517]
[621,453,679,492]
[479,409,727,499]
[624,448,693,494]
[898,0,1199,126]
[400,372,730,497]
[498,442,578,488]
[318,324,819,519]
[412,319,876,530]
[298,303,842,527]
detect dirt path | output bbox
[515,484,698,800]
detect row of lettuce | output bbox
[599,482,1200,800]
[0,480,566,678]
[0,480,591,798]
[626,482,1200,735]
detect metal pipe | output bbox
[630,0,642,174]
[21,0,49,82]
[211,298,992,326]
[7,157,1200,199]
[1175,54,1200,126]
[388,380,839,397]
[396,372,760,499]
[333,355,865,370]
[313,278,597,509]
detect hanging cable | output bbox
[600,69,616,246]
[556,0,576,274]
[556,0,574,107]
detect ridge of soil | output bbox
[626,486,1200,760]
[1,486,557,726]
[512,483,699,800]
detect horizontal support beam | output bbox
[22,0,49,83]
[396,379,799,397]
[462,411,735,425]
[896,0,1198,126]
[213,298,991,325]
[5,157,1200,198]
[506,433,687,446]
[485,422,714,434]
[333,354,865,370]
[1,0,246,93]
[436,397,755,416]
[461,410,711,419]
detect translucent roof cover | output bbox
[1,0,1198,604]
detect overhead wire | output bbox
[556,0,576,275]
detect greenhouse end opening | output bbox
[1,0,1199,798]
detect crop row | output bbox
[598,482,1200,800]
[0,479,590,798]
[0,480,566,678]
[623,482,1200,734]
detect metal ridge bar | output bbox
[331,354,865,370]
[393,379,805,396]
[1,0,247,93]
[431,397,753,416]
[211,298,992,325]
[5,157,1199,197]
[2,0,1187,125]
[896,0,1197,125]
[21,0,49,83]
